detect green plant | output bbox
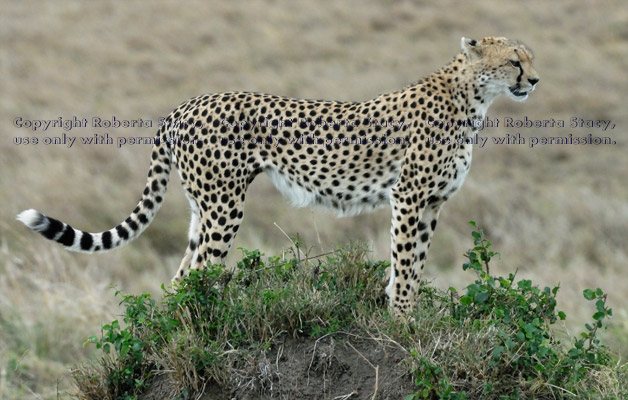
[563,288,613,377]
[84,293,154,399]
[407,221,624,399]
[406,352,467,400]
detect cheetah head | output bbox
[461,36,539,102]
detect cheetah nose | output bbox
[528,78,539,86]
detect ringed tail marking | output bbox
[16,126,174,253]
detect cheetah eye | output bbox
[510,60,521,68]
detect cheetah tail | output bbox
[16,130,173,254]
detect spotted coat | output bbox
[18,37,539,315]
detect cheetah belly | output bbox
[264,166,318,208]
[264,165,397,217]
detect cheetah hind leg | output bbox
[188,186,247,277]
[172,194,201,284]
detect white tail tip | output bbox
[17,209,46,231]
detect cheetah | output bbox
[17,37,539,315]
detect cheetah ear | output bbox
[461,37,482,58]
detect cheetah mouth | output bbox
[509,86,528,97]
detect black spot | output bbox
[420,232,430,243]
[102,231,112,249]
[58,225,75,246]
[137,213,148,224]
[80,232,93,250]
[116,225,129,240]
[125,217,139,231]
[42,217,64,239]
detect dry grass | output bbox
[1,0,627,398]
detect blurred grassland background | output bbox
[0,0,627,398]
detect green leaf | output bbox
[568,347,582,358]
[592,311,606,321]
[474,291,489,304]
[518,280,532,290]
[120,343,130,357]
[558,311,566,320]
[492,346,505,359]
[583,289,595,300]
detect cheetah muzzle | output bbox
[17,36,539,316]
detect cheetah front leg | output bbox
[387,190,443,316]
[411,199,443,292]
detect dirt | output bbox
[141,334,414,400]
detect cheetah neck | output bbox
[402,54,500,129]
[449,54,501,122]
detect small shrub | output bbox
[407,221,625,399]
